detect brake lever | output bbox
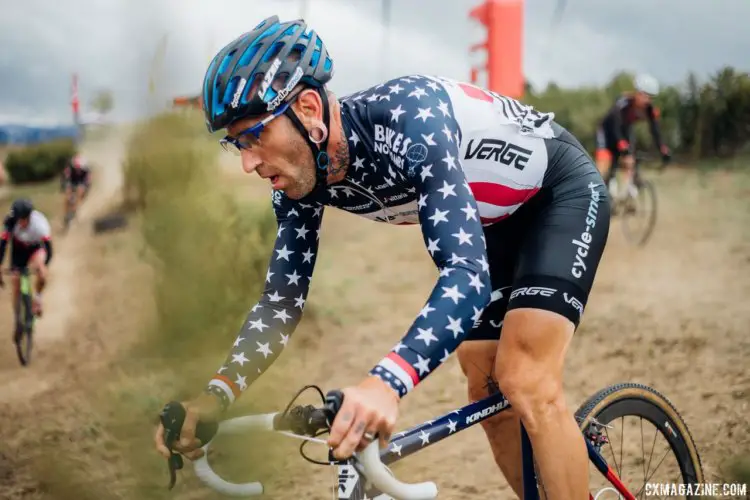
[158,401,219,490]
[159,402,186,490]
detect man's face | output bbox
[18,217,30,229]
[634,91,652,108]
[226,107,316,200]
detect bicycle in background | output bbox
[605,152,667,246]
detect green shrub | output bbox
[122,110,277,365]
[4,139,76,184]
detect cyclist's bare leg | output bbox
[28,249,47,315]
[621,155,636,197]
[75,184,86,209]
[457,341,524,497]
[64,185,74,216]
[494,308,588,499]
[9,270,21,326]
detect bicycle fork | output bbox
[520,422,636,500]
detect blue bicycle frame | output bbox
[334,390,634,500]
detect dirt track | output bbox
[221,160,750,498]
[0,132,126,404]
[0,136,747,499]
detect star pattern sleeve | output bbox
[205,192,324,411]
[367,78,492,397]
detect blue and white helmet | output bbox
[201,15,334,132]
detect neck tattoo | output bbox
[328,123,350,177]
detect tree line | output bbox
[523,66,750,161]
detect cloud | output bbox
[1,0,748,123]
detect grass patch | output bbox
[3,110,290,499]
[0,177,64,236]
[38,110,289,499]
[121,110,277,364]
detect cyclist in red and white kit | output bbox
[0,198,53,321]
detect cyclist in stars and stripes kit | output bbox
[154,15,611,499]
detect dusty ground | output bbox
[220,157,750,499]
[0,129,155,498]
[0,136,747,499]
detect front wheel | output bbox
[576,383,704,499]
[621,179,657,246]
[14,288,34,366]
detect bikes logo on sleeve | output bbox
[405,142,428,177]
[570,182,602,279]
[373,124,426,171]
[464,138,532,170]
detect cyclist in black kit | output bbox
[61,153,91,223]
[595,73,671,201]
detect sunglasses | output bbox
[219,90,302,155]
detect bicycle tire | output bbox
[15,285,34,366]
[576,383,704,498]
[621,179,658,246]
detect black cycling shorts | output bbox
[467,125,611,340]
[10,243,42,271]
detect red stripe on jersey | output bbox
[469,182,539,207]
[213,374,241,398]
[386,352,420,385]
[480,213,512,225]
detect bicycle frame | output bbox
[335,390,635,500]
[7,267,34,326]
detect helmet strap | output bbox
[283,87,332,203]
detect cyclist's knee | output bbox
[494,310,572,432]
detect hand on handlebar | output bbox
[154,392,222,461]
[327,376,401,460]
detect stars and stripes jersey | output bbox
[207,74,563,409]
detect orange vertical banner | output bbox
[469,0,524,99]
[489,0,523,98]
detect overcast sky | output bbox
[1,0,748,124]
